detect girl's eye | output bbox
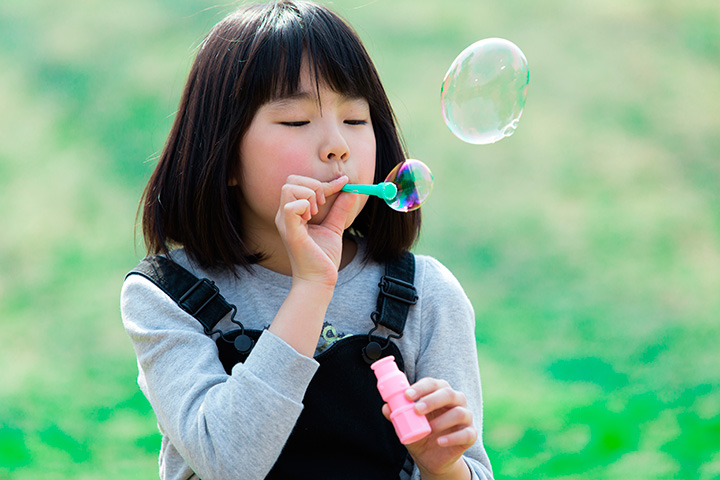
[345,120,368,126]
[280,121,309,127]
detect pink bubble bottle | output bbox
[371,356,432,444]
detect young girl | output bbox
[121,1,494,479]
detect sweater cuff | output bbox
[238,330,320,402]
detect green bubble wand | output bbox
[341,182,398,201]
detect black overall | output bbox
[128,253,420,479]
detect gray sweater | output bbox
[121,240,493,480]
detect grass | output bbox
[1,0,718,478]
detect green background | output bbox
[1,0,718,478]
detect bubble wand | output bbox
[341,182,398,202]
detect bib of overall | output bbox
[128,252,419,479]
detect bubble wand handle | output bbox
[370,356,432,445]
[341,182,398,201]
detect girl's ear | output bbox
[228,176,239,187]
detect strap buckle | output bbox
[178,278,220,317]
[378,275,418,305]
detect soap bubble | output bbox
[441,38,529,145]
[384,159,433,212]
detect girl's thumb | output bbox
[321,191,357,234]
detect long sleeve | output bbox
[408,256,494,480]
[121,274,319,480]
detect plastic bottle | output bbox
[371,356,432,444]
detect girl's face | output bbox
[236,61,377,237]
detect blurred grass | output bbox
[1,0,718,478]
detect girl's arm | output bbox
[121,276,320,480]
[268,175,356,357]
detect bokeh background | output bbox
[1,0,718,478]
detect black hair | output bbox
[141,0,421,271]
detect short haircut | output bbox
[141,0,421,271]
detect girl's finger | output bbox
[436,425,478,448]
[280,199,312,227]
[415,388,467,416]
[321,175,349,197]
[406,378,451,401]
[427,406,473,434]
[285,175,333,206]
[280,184,320,216]
[381,404,391,421]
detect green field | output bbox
[1,0,718,478]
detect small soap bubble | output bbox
[441,38,529,145]
[384,159,433,212]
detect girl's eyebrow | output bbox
[263,91,316,111]
[273,91,315,104]
[267,90,366,109]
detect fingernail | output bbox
[405,388,417,399]
[415,402,427,414]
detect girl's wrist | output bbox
[290,276,337,299]
[419,459,471,480]
[270,278,336,358]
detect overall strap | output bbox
[126,256,232,334]
[362,251,418,364]
[373,251,418,335]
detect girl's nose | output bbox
[321,125,349,162]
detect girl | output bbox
[121,1,494,479]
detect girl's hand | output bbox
[275,175,355,286]
[382,378,477,479]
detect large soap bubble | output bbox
[441,38,529,145]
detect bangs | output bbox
[244,1,377,106]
